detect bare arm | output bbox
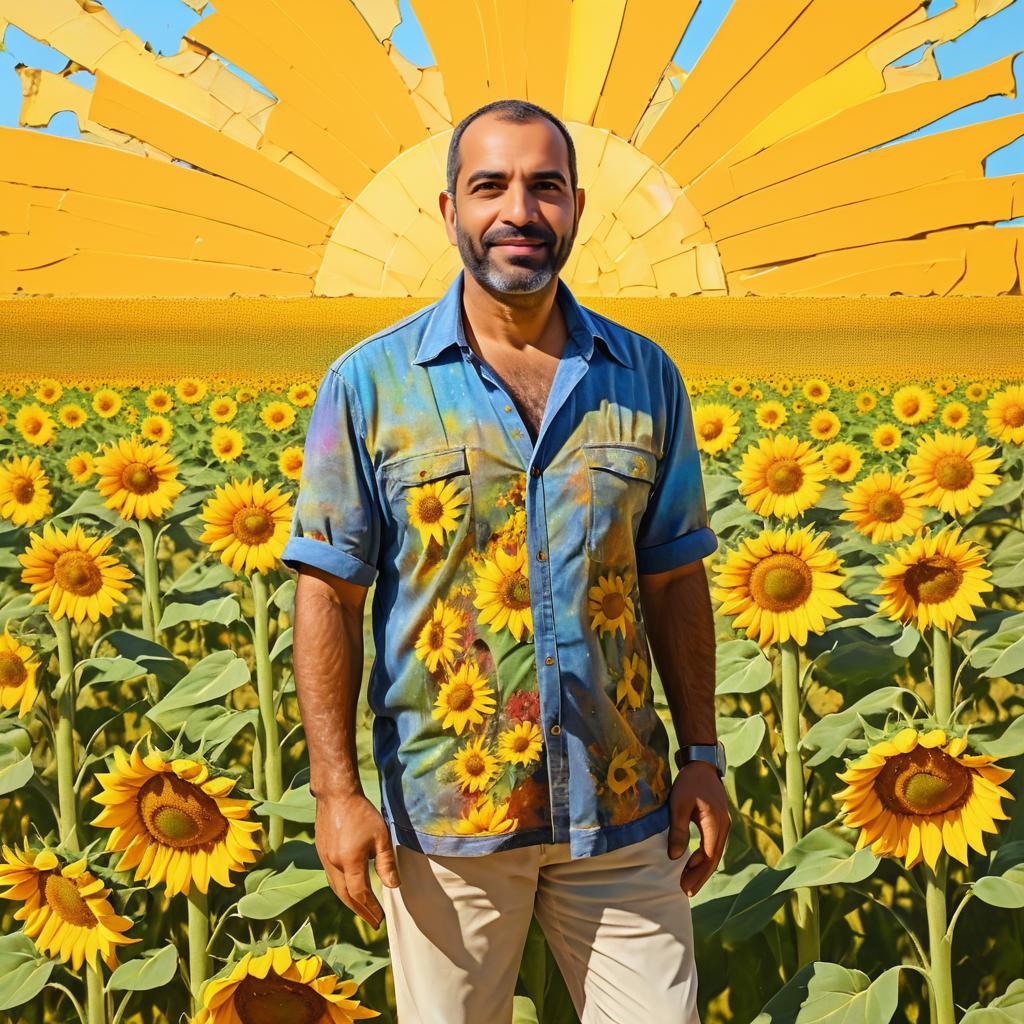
[292,565,400,927]
[639,558,730,896]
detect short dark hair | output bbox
[445,99,578,199]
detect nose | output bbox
[501,179,539,226]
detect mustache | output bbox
[485,229,554,246]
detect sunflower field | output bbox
[0,370,1022,1024]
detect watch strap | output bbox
[674,742,726,779]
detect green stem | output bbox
[86,963,106,1024]
[137,519,162,643]
[779,638,820,970]
[187,887,211,1015]
[932,625,953,728]
[52,615,80,850]
[925,858,956,1024]
[251,570,283,850]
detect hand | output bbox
[666,760,731,898]
[314,792,401,929]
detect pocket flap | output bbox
[583,443,657,484]
[382,446,469,486]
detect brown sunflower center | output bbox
[447,681,475,712]
[122,462,158,494]
[13,478,35,504]
[902,556,963,605]
[25,417,44,436]
[233,507,274,545]
[1004,403,1024,427]
[415,494,443,524]
[766,459,804,495]
[136,774,229,849]
[700,420,723,440]
[613,766,629,783]
[933,455,973,491]
[502,572,531,609]
[43,873,98,928]
[874,746,973,817]
[0,651,28,688]
[512,734,530,752]
[463,752,486,776]
[233,970,326,1024]
[751,553,812,611]
[428,622,447,648]
[869,491,905,522]
[601,591,626,620]
[54,551,104,596]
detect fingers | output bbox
[342,859,386,928]
[667,798,693,860]
[679,806,732,897]
[373,829,401,887]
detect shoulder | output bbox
[579,303,686,386]
[326,300,438,381]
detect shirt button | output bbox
[530,466,540,477]
[544,656,554,665]
[538,550,546,560]
[504,404,512,412]
[550,724,561,736]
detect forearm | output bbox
[640,566,717,746]
[292,577,366,799]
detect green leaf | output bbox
[973,865,1024,910]
[165,559,236,597]
[238,863,329,919]
[719,714,765,768]
[158,596,242,629]
[772,828,879,893]
[147,650,250,723]
[270,627,294,662]
[716,639,773,695]
[0,933,55,1011]
[891,624,921,659]
[752,962,902,1023]
[984,633,1024,680]
[181,705,258,760]
[255,784,315,823]
[961,979,1024,1022]
[78,656,149,687]
[51,487,126,529]
[315,942,390,985]
[800,687,906,767]
[269,578,295,613]
[974,716,1024,759]
[107,943,180,992]
[0,748,33,797]
[812,641,905,692]
[98,630,187,689]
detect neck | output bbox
[460,273,565,359]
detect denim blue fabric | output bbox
[281,268,718,858]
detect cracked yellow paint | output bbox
[0,0,1022,300]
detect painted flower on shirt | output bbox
[406,476,469,549]
[473,542,533,641]
[450,735,502,793]
[606,748,642,796]
[589,570,636,638]
[431,661,498,736]
[454,794,518,836]
[415,597,467,673]
[617,652,649,710]
[498,721,544,767]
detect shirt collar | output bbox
[412,268,633,369]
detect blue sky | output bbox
[0,0,1021,224]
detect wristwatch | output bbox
[673,741,727,780]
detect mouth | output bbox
[492,240,547,255]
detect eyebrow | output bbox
[464,168,568,188]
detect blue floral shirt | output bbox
[281,268,718,858]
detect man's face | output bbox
[442,114,584,295]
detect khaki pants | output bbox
[380,823,701,1024]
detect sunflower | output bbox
[983,384,1024,446]
[208,396,238,423]
[193,944,380,1024]
[802,379,831,404]
[279,446,304,481]
[497,721,543,767]
[588,570,636,639]
[431,662,497,736]
[91,741,263,896]
[692,402,741,455]
[92,389,122,419]
[261,401,296,432]
[236,386,257,403]
[58,403,88,428]
[871,423,902,452]
[807,409,841,441]
[855,392,877,413]
[891,385,936,426]
[0,624,40,718]
[66,451,96,484]
[965,382,988,403]
[473,543,533,641]
[711,526,854,648]
[93,435,186,521]
[934,378,957,397]
[0,842,140,971]
[15,403,56,446]
[33,378,62,404]
[836,726,1015,871]
[606,748,641,795]
[875,524,993,633]
[175,377,208,405]
[145,388,174,413]
[454,795,519,836]
[140,414,173,444]
[755,400,788,431]
[414,598,465,673]
[18,521,133,623]
[198,477,294,575]
[736,434,828,520]
[616,652,649,710]
[211,426,245,463]
[941,401,971,431]
[449,735,501,794]
[287,383,317,408]
[820,441,862,482]
[905,431,1001,517]
[0,454,53,526]
[777,379,794,397]
[839,471,930,544]
[403,473,469,550]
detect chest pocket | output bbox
[582,442,657,565]
[381,446,475,558]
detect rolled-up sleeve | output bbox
[634,359,718,575]
[281,366,381,587]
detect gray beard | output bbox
[455,217,576,295]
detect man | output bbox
[282,98,730,1024]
